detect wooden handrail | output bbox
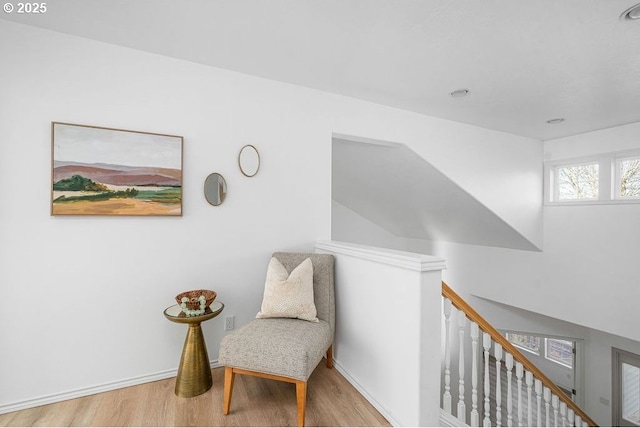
[442,281,598,427]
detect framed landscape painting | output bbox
[51,122,183,216]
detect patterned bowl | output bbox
[175,289,217,316]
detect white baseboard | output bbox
[0,360,221,415]
[332,359,401,427]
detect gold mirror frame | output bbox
[203,173,227,206]
[238,145,260,177]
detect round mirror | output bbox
[238,145,260,177]
[204,173,227,206]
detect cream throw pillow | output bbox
[256,257,318,322]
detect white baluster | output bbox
[568,408,574,427]
[443,298,452,414]
[483,332,491,427]
[458,311,467,423]
[505,353,514,427]
[526,371,533,427]
[543,387,551,427]
[552,394,559,427]
[471,322,480,427]
[560,401,567,427]
[516,362,524,427]
[495,343,503,427]
[535,379,542,427]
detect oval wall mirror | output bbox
[204,173,227,206]
[238,145,260,177]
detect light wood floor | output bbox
[0,362,390,427]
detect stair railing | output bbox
[442,282,597,427]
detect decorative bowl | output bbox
[175,289,217,317]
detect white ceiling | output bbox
[3,0,640,140]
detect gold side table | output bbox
[164,301,224,397]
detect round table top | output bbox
[164,300,224,324]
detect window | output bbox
[555,163,599,200]
[546,150,640,204]
[617,156,640,199]
[545,338,573,368]
[622,363,640,425]
[506,333,541,355]
[506,333,575,369]
[613,348,640,426]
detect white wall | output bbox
[331,114,543,250]
[316,241,445,427]
[0,20,334,411]
[540,123,640,425]
[0,19,544,416]
[544,121,640,159]
[331,201,409,250]
[332,121,640,425]
[406,197,640,427]
[334,121,640,346]
[542,123,640,343]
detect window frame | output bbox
[544,338,574,369]
[552,161,601,202]
[615,155,640,200]
[612,347,640,426]
[505,332,541,356]
[545,150,640,206]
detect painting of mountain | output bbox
[53,161,181,187]
[51,122,183,216]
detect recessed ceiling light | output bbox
[546,118,565,125]
[621,2,640,20]
[450,89,470,98]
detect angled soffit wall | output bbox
[332,137,540,252]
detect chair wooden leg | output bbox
[223,366,235,415]
[295,380,307,427]
[326,345,333,369]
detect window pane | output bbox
[619,158,640,198]
[556,163,599,200]
[622,363,640,424]
[506,333,541,354]
[545,338,573,368]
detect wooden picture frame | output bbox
[51,122,183,216]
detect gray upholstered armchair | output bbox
[219,252,335,427]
